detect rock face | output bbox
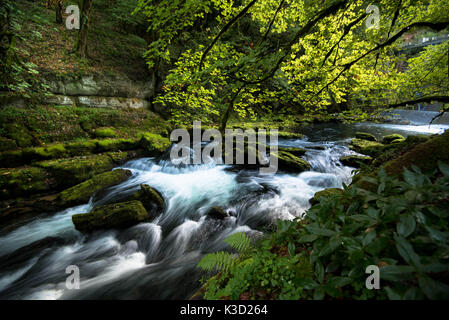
[41,75,154,110]
[58,169,132,207]
[382,134,405,144]
[72,200,149,232]
[271,150,311,173]
[340,155,373,168]
[309,188,344,205]
[355,132,377,141]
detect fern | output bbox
[197,232,253,273]
[224,232,251,253]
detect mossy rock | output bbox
[0,137,17,152]
[384,130,449,177]
[309,188,344,206]
[0,150,24,168]
[206,206,228,220]
[58,169,132,207]
[350,139,385,157]
[271,150,311,173]
[277,132,305,139]
[72,200,149,232]
[0,167,52,200]
[95,138,138,153]
[278,147,307,157]
[93,127,117,138]
[65,140,98,156]
[22,144,68,161]
[382,134,405,144]
[4,123,36,147]
[36,154,115,189]
[127,184,165,219]
[340,155,373,168]
[355,132,377,142]
[139,132,171,155]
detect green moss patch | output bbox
[271,150,311,173]
[0,167,52,200]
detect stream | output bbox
[0,116,448,299]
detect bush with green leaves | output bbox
[198,162,449,300]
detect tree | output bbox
[76,0,93,58]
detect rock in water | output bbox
[355,132,377,141]
[72,200,149,232]
[278,147,307,157]
[382,134,405,144]
[340,155,372,168]
[206,206,228,220]
[309,188,344,205]
[350,139,385,157]
[271,150,311,173]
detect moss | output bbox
[58,169,132,207]
[36,154,115,189]
[4,123,36,147]
[271,150,311,173]
[65,140,98,156]
[127,184,165,218]
[278,147,307,157]
[340,155,372,168]
[72,200,149,232]
[384,130,449,177]
[139,132,171,155]
[96,138,138,152]
[277,132,305,139]
[0,167,52,200]
[93,127,117,138]
[0,137,17,152]
[350,138,385,157]
[22,144,68,161]
[309,188,344,206]
[382,134,405,144]
[355,132,377,141]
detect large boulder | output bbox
[340,155,373,168]
[355,132,377,141]
[57,169,132,207]
[139,133,171,155]
[271,150,311,173]
[382,134,405,144]
[72,200,149,232]
[127,184,165,219]
[350,139,385,157]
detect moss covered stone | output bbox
[277,132,305,139]
[36,154,115,189]
[4,123,36,148]
[0,137,17,152]
[72,200,149,232]
[93,127,117,138]
[382,134,405,144]
[0,150,24,168]
[278,147,307,157]
[271,150,311,173]
[23,144,68,161]
[0,167,52,200]
[309,188,344,205]
[65,140,98,156]
[139,133,171,155]
[350,138,385,157]
[96,138,138,152]
[126,184,165,219]
[58,169,132,207]
[355,132,377,141]
[384,130,449,177]
[340,155,373,168]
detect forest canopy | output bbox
[135,0,449,128]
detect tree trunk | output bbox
[56,0,63,24]
[76,0,93,58]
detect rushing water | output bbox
[0,119,448,300]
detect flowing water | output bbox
[0,116,448,300]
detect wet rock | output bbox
[350,139,385,157]
[57,169,132,207]
[139,133,171,156]
[309,188,344,206]
[355,132,377,142]
[0,167,53,200]
[307,145,326,151]
[340,155,373,168]
[277,132,305,139]
[72,200,149,232]
[128,184,165,219]
[271,150,311,173]
[206,206,228,220]
[382,134,405,144]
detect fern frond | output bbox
[224,232,251,253]
[197,251,235,273]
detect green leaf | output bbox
[438,161,449,176]
[305,225,336,237]
[288,241,295,257]
[397,214,416,238]
[298,234,319,243]
[380,265,415,281]
[394,234,421,268]
[385,287,402,300]
[418,274,449,300]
